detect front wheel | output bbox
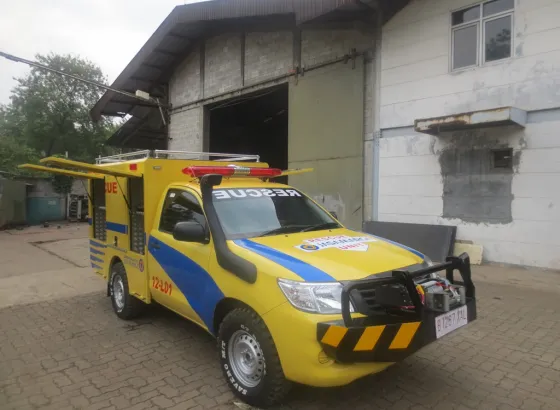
[218,308,292,408]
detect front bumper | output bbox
[316,253,477,364]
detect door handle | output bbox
[151,241,160,250]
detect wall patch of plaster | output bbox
[439,131,518,224]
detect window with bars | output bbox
[451,0,514,71]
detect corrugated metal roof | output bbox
[107,115,167,150]
[95,0,411,148]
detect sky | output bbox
[0,0,208,105]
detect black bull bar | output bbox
[317,253,477,364]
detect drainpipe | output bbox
[372,7,383,221]
[361,0,383,221]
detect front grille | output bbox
[348,266,434,315]
[350,283,412,315]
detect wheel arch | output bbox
[213,297,257,336]
[106,256,124,296]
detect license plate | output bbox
[435,305,468,339]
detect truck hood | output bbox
[232,228,426,282]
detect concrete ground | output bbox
[0,225,559,410]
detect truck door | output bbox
[147,188,212,329]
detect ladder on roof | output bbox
[95,150,261,164]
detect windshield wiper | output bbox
[259,225,307,237]
[300,222,340,232]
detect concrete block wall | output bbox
[245,31,293,84]
[167,26,376,219]
[301,28,373,66]
[169,49,201,107]
[168,107,203,152]
[205,33,243,96]
[378,0,560,268]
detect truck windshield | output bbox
[212,187,341,239]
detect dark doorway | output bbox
[207,84,288,182]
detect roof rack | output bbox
[95,150,260,164]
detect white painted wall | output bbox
[378,0,560,269]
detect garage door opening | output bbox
[207,85,288,181]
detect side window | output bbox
[159,190,206,234]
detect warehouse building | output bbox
[91,0,560,269]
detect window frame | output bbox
[450,0,515,72]
[158,188,209,237]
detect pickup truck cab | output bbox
[20,151,476,408]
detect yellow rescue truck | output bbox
[21,150,477,408]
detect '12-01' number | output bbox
[152,277,172,295]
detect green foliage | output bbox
[0,52,116,177]
[0,135,41,176]
[48,153,73,194]
[51,174,74,195]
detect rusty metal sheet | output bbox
[414,107,527,135]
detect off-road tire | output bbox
[218,308,292,408]
[109,262,144,320]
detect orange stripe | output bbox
[321,326,348,347]
[354,325,385,351]
[389,322,421,350]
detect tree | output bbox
[0,53,117,174]
[0,134,41,177]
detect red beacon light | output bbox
[182,166,282,178]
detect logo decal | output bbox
[124,255,143,271]
[296,235,377,252]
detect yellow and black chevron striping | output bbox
[316,321,425,363]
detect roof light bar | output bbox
[183,166,282,178]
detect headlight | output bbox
[277,278,354,314]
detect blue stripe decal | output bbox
[106,222,128,234]
[365,233,425,259]
[90,255,104,263]
[148,236,224,332]
[234,239,335,282]
[90,247,105,256]
[90,240,106,248]
[91,263,102,270]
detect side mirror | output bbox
[330,211,338,220]
[173,221,208,244]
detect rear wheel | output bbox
[218,308,291,408]
[109,262,144,320]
